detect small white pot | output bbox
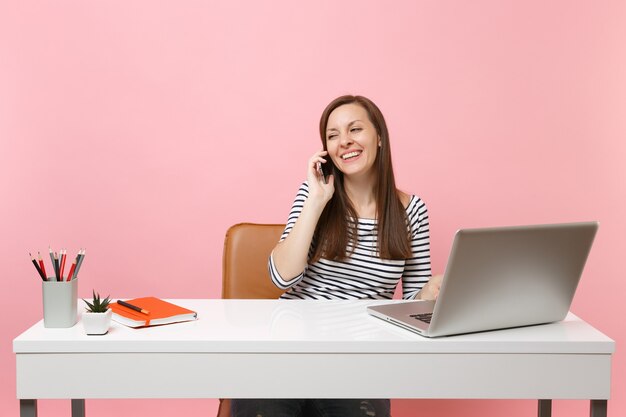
[82,309,112,335]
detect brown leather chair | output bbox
[217,222,287,416]
[221,222,287,299]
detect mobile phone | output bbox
[316,161,329,184]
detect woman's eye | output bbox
[350,127,362,133]
[327,135,337,140]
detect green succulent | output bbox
[83,290,111,313]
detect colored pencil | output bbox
[73,249,85,279]
[38,252,47,280]
[48,247,55,280]
[53,252,60,281]
[59,249,67,280]
[66,261,76,282]
[29,253,46,281]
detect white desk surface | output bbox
[14,299,614,353]
[14,299,615,400]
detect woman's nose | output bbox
[339,133,353,146]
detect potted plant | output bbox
[81,290,112,335]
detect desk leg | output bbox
[590,400,607,417]
[71,399,85,417]
[20,399,37,417]
[538,399,551,417]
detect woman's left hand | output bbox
[417,274,443,301]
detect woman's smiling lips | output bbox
[339,150,363,161]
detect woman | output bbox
[231,95,442,417]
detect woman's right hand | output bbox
[306,150,335,207]
[417,274,443,301]
[271,150,335,282]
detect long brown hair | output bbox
[310,95,412,262]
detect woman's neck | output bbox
[344,176,377,219]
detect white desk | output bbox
[14,299,614,417]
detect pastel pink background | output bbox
[1,1,624,416]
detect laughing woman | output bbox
[231,95,442,417]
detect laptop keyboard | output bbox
[409,313,433,323]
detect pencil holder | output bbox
[42,279,78,328]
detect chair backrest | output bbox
[218,223,287,416]
[221,222,286,299]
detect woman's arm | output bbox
[401,197,434,299]
[271,151,334,283]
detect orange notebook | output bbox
[109,297,198,328]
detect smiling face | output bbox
[325,103,380,181]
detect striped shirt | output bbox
[269,182,432,300]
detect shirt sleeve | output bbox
[401,197,432,300]
[268,182,309,290]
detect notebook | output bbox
[110,297,198,328]
[367,221,598,337]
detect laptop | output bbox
[367,221,598,337]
